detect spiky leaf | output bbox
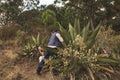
[41,36,48,47]
[86,24,100,49]
[36,33,40,47]
[32,36,36,45]
[69,23,77,41]
[74,18,80,34]
[82,22,90,42]
[97,57,120,64]
[59,23,70,44]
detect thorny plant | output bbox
[48,19,120,80]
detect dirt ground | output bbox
[0,47,55,80]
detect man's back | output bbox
[48,32,63,48]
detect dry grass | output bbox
[0,25,120,80]
[4,66,21,80]
[0,43,54,80]
[95,26,120,52]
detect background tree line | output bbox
[0,0,120,32]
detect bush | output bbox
[95,26,120,49]
[0,23,18,40]
[95,26,120,56]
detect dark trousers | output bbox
[36,47,58,74]
[36,50,53,74]
[36,60,45,74]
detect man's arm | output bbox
[56,33,66,47]
[56,33,64,42]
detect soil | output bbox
[0,45,55,80]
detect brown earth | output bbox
[0,45,55,80]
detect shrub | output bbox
[95,26,120,60]
[0,23,18,40]
[15,30,27,46]
[21,33,48,57]
[47,21,120,80]
[95,26,120,49]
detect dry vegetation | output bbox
[0,24,120,80]
[0,24,53,80]
[0,40,55,80]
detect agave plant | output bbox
[31,33,40,48]
[23,42,32,56]
[22,33,48,57]
[59,18,100,49]
[31,33,48,48]
[53,35,119,80]
[48,19,120,80]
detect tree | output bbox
[0,0,22,24]
[17,9,42,32]
[45,4,77,29]
[41,9,58,31]
[20,0,41,11]
[0,0,41,25]
[54,0,120,31]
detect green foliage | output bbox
[47,20,120,80]
[68,23,77,41]
[56,8,76,28]
[59,19,100,49]
[81,22,90,42]
[31,33,40,47]
[59,23,71,44]
[17,10,42,32]
[97,57,120,64]
[31,33,48,48]
[22,33,48,56]
[74,18,80,34]
[41,9,60,31]
[23,42,32,55]
[42,9,57,26]
[55,0,120,31]
[49,37,120,80]
[0,0,22,23]
[86,24,100,49]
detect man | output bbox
[36,30,64,75]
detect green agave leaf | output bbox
[82,22,90,42]
[37,33,40,46]
[74,18,80,34]
[111,53,120,59]
[86,24,100,49]
[69,23,77,41]
[97,57,120,64]
[27,42,30,49]
[32,36,36,45]
[59,23,70,44]
[41,36,48,47]
[23,43,31,54]
[27,42,31,51]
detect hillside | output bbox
[0,40,120,80]
[0,41,55,80]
